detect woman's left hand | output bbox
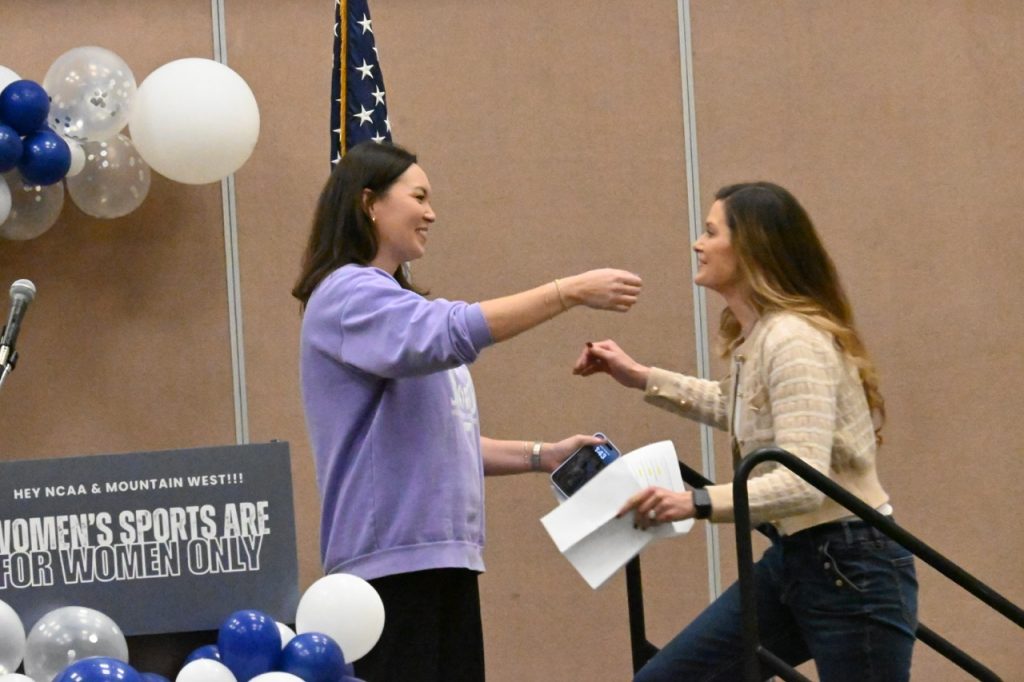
[617,486,695,529]
[542,433,605,473]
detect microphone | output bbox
[0,279,36,369]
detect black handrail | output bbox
[623,459,1015,679]
[733,447,1024,681]
[624,461,713,673]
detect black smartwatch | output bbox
[692,488,712,519]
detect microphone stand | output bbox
[0,350,16,394]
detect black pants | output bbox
[353,568,485,682]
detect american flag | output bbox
[331,0,392,164]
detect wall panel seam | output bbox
[212,0,250,445]
[678,0,721,601]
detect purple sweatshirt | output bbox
[300,264,495,580]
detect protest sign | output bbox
[0,441,298,635]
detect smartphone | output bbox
[550,433,622,498]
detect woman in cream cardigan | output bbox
[573,182,917,682]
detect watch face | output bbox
[693,489,711,518]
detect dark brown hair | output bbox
[292,141,421,308]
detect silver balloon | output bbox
[23,606,128,682]
[66,134,150,219]
[0,598,26,674]
[43,47,136,142]
[0,172,64,241]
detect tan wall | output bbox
[690,2,1024,677]
[1,1,1021,680]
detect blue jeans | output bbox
[635,519,918,682]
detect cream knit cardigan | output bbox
[644,312,889,535]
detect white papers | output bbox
[540,440,694,589]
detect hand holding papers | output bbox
[540,440,694,589]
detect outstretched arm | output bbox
[481,434,605,476]
[480,269,642,343]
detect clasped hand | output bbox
[572,339,650,390]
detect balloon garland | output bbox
[0,48,260,242]
[0,572,382,682]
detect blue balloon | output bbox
[0,80,49,135]
[58,657,143,682]
[18,128,70,185]
[184,644,222,665]
[0,124,21,172]
[140,674,171,682]
[343,662,355,677]
[217,609,282,682]
[279,632,346,682]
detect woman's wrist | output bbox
[552,280,570,311]
[554,274,579,309]
[631,364,651,390]
[522,440,543,472]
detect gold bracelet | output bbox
[553,279,569,311]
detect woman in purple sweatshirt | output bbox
[293,141,642,682]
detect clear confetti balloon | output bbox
[0,171,64,241]
[43,46,136,142]
[23,606,128,682]
[66,134,150,218]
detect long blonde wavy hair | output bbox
[714,182,885,435]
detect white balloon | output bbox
[249,674,302,682]
[129,58,259,184]
[43,46,136,142]
[0,176,11,226]
[275,622,296,649]
[176,659,236,682]
[295,574,384,663]
[0,172,64,241]
[0,599,26,675]
[0,675,36,682]
[66,140,86,177]
[0,66,21,96]
[66,134,150,218]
